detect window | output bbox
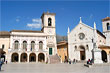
[23,41,27,50]
[14,41,19,49]
[75,46,77,50]
[48,18,52,26]
[79,33,85,40]
[49,48,52,55]
[39,41,43,49]
[31,41,35,51]
[107,23,110,30]
[2,44,4,49]
[86,45,89,50]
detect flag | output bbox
[31,48,32,51]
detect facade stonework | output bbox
[68,17,110,63]
[0,12,57,63]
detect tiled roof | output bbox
[0,31,10,36]
[102,17,110,22]
[11,30,43,33]
[57,41,68,46]
[98,45,110,49]
[41,12,56,18]
[97,30,106,39]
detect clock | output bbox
[79,33,85,40]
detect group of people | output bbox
[64,58,94,65]
[64,58,77,64]
[87,59,93,65]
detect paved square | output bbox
[1,63,110,73]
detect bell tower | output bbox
[102,17,110,34]
[41,12,57,55]
[102,17,110,46]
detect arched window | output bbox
[48,18,52,26]
[23,41,27,50]
[107,23,110,30]
[14,40,19,49]
[39,41,43,49]
[31,41,35,51]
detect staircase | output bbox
[49,54,61,64]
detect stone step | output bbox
[49,54,61,64]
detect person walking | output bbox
[0,60,2,71]
[6,60,7,64]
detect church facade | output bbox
[68,17,110,63]
[1,12,57,63]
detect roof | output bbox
[97,30,106,39]
[10,30,43,33]
[57,41,68,46]
[102,17,110,22]
[41,12,56,18]
[98,45,110,49]
[0,31,10,36]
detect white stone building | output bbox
[68,17,108,62]
[3,12,57,63]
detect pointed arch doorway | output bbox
[79,46,86,60]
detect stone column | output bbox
[27,53,29,63]
[27,41,30,52]
[19,53,21,63]
[93,22,103,64]
[19,41,22,51]
[107,54,110,63]
[36,53,38,63]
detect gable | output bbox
[68,23,94,43]
[69,23,94,36]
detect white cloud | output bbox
[27,23,41,28]
[27,18,42,28]
[32,19,41,23]
[16,18,20,22]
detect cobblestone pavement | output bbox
[0,63,110,73]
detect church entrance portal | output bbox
[79,46,85,60]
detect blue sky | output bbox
[0,0,110,36]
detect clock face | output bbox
[79,33,85,40]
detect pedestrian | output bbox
[6,60,7,64]
[73,59,75,64]
[68,59,71,64]
[0,60,2,71]
[87,59,90,64]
